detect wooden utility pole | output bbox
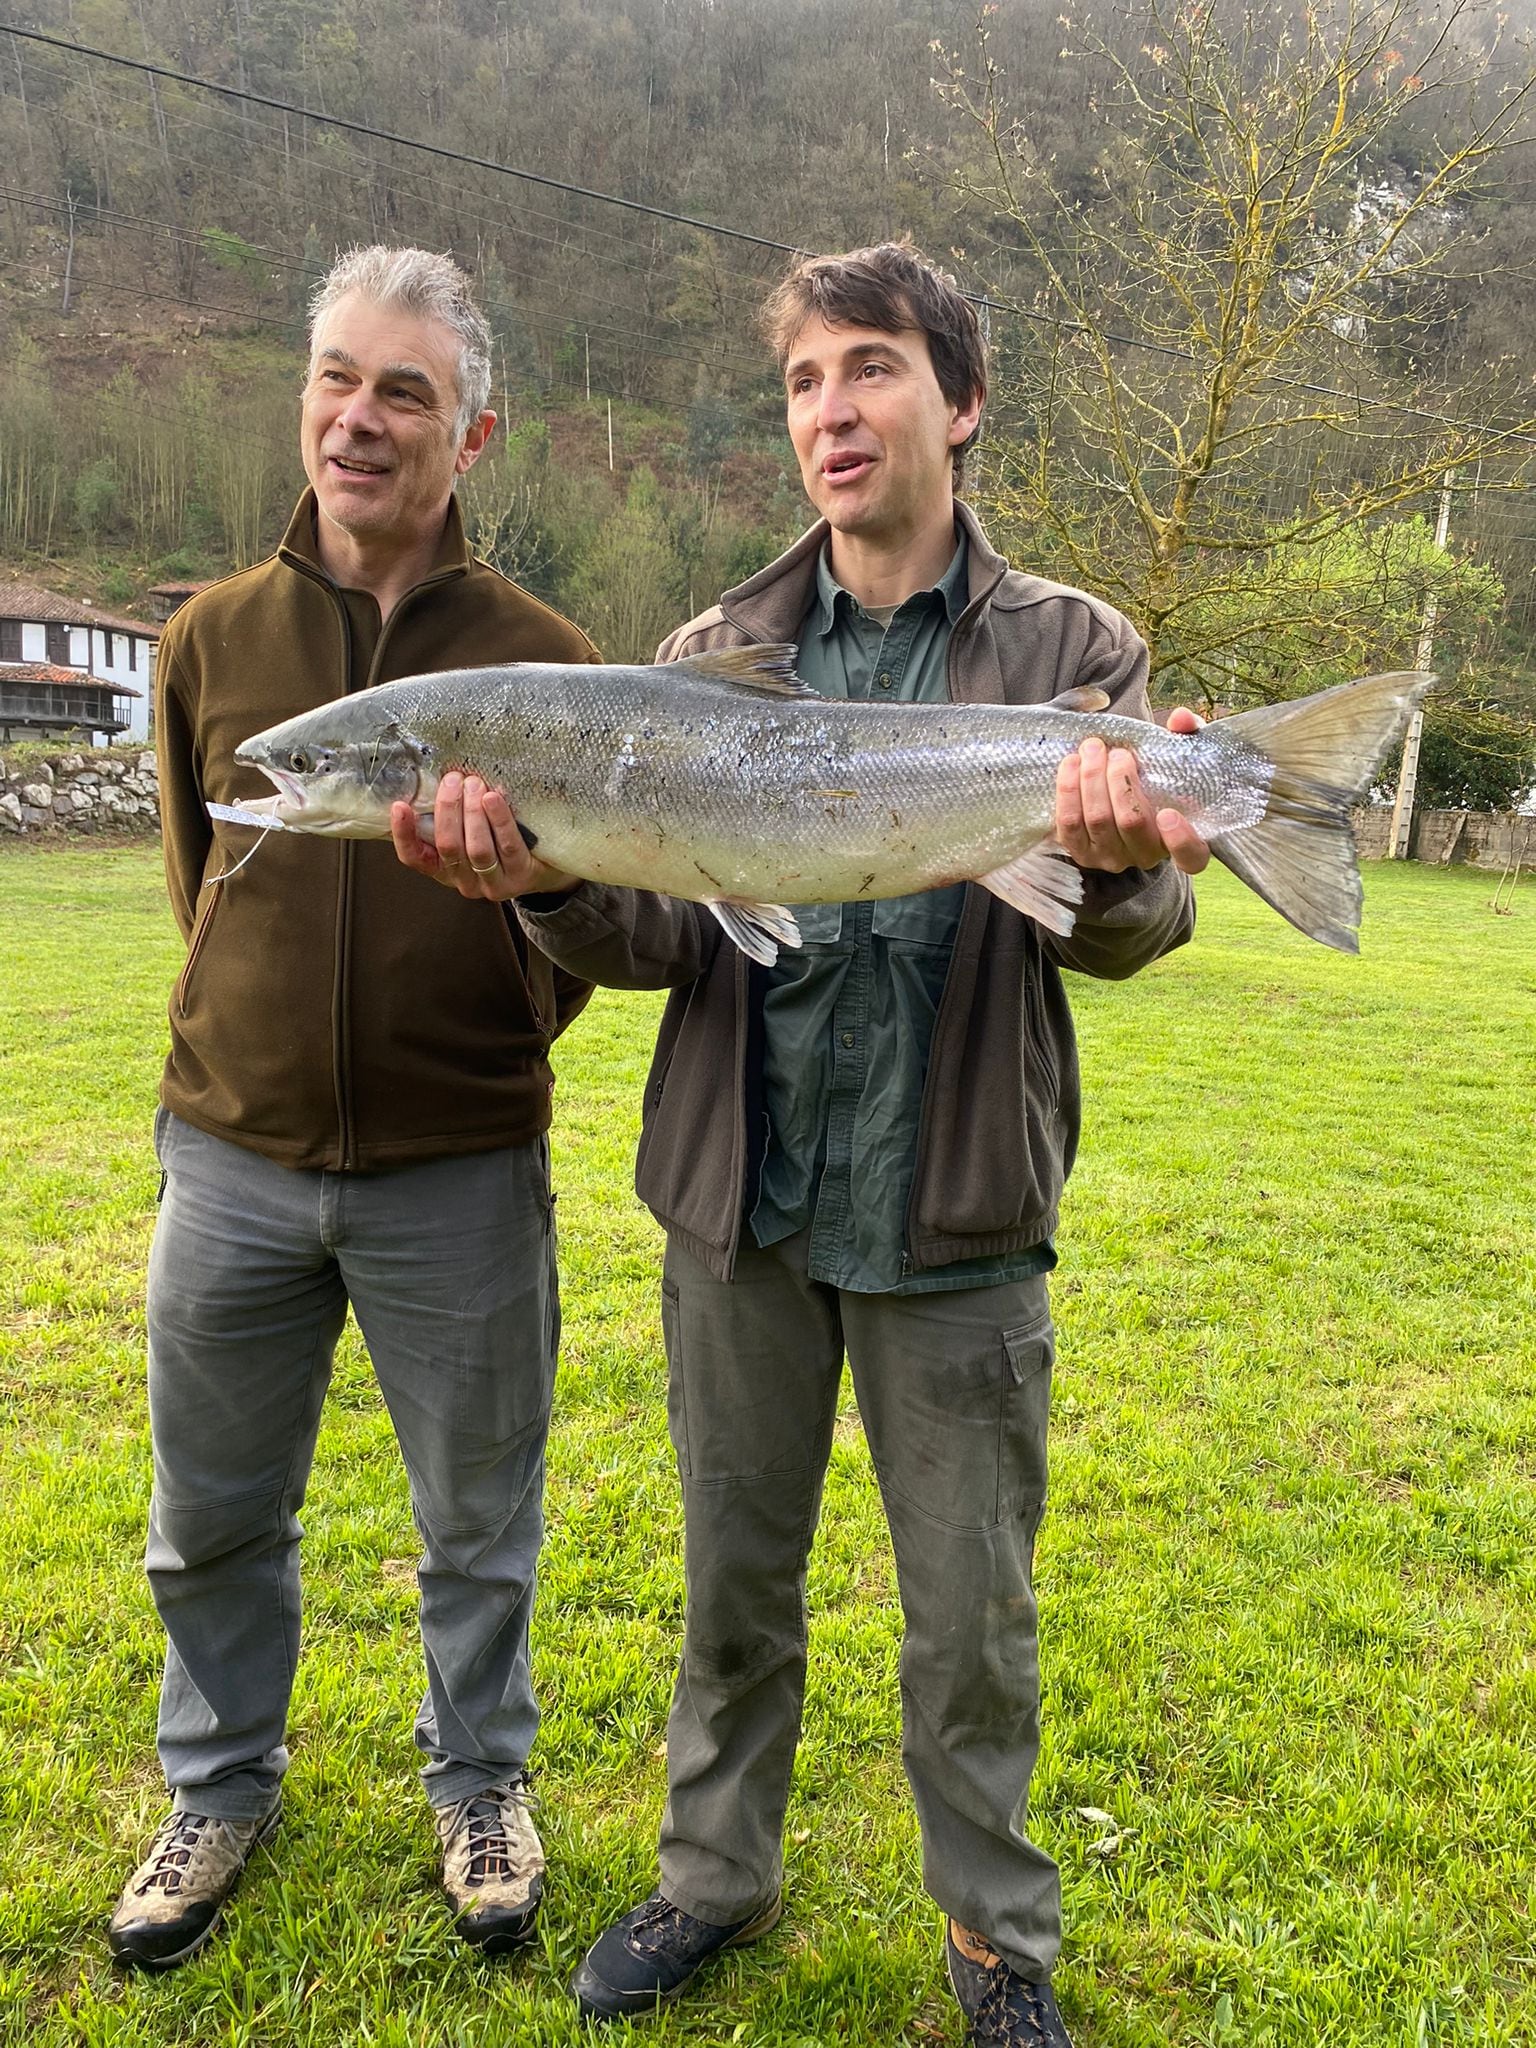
[1389,474,1455,860]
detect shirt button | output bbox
[840,1030,856,1048]
[878,672,893,689]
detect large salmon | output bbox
[215,649,1433,958]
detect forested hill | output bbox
[6,0,1535,408]
[3,0,1535,800]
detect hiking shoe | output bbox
[570,1889,782,2019]
[436,1774,544,1952]
[947,1921,1075,2047]
[108,1801,281,1969]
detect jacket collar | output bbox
[719,498,1010,644]
[276,487,472,593]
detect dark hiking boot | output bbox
[947,1920,1076,2047]
[571,1889,782,2019]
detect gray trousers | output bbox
[658,1229,1062,1981]
[144,1109,558,1819]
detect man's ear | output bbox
[456,410,497,475]
[948,386,984,448]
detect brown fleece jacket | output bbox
[157,491,599,1171]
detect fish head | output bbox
[234,702,438,838]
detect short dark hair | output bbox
[760,238,988,487]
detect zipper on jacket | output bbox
[330,594,357,1170]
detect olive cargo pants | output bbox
[656,1228,1063,1981]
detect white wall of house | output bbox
[88,627,154,739]
[3,618,155,740]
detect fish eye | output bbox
[288,748,312,773]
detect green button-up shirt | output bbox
[749,534,1056,1294]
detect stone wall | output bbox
[1,751,1529,871]
[1354,805,1534,868]
[0,745,160,835]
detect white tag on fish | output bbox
[207,800,293,831]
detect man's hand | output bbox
[390,772,579,902]
[1054,707,1211,876]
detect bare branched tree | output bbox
[938,0,1536,714]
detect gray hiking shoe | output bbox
[435,1774,544,1952]
[108,1802,281,1970]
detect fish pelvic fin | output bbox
[1209,669,1435,953]
[978,840,1084,936]
[673,644,814,697]
[708,898,804,965]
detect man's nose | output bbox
[815,377,858,432]
[336,386,385,436]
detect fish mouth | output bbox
[233,762,310,820]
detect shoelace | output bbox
[459,1780,536,1886]
[628,1897,696,1957]
[134,1813,219,1897]
[974,1965,1058,2047]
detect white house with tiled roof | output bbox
[0,583,160,743]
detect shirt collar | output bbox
[811,528,970,638]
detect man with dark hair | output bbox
[396,241,1208,2046]
[109,246,599,1972]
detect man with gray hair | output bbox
[108,246,600,1970]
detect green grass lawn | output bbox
[1,844,1532,2047]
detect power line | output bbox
[6,20,1536,450]
[8,45,778,315]
[1,22,807,258]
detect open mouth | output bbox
[822,450,874,484]
[328,455,391,477]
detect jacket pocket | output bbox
[174,887,222,1017]
[1023,951,1060,1112]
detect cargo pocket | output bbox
[1000,1317,1054,1518]
[661,1279,689,1476]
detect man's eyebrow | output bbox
[784,337,912,383]
[315,346,437,393]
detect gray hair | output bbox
[308,245,492,437]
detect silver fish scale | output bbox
[376,666,1273,904]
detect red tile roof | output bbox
[0,661,144,698]
[0,582,161,636]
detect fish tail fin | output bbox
[1207,670,1434,953]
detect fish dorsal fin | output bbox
[672,644,814,698]
[1046,685,1111,713]
[978,840,1084,937]
[707,898,804,965]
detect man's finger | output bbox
[1157,808,1212,875]
[433,772,468,870]
[391,800,438,875]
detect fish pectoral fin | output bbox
[707,898,804,965]
[978,841,1084,936]
[674,645,815,697]
[1046,685,1112,713]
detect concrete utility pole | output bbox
[1390,472,1455,859]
